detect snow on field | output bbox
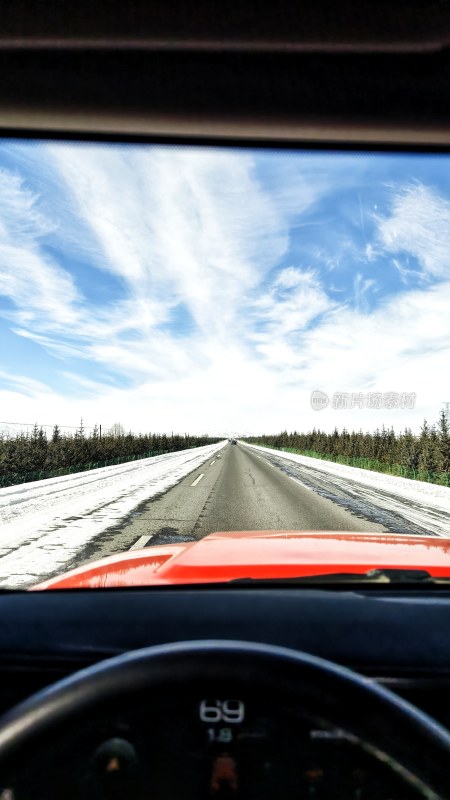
[0,441,227,588]
[244,443,450,536]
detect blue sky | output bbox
[0,141,449,436]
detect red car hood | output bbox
[33,530,450,589]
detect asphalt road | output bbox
[78,442,389,564]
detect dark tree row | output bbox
[0,420,219,485]
[247,411,450,475]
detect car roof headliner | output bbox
[0,2,449,146]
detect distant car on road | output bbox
[230,439,237,445]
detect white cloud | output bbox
[364,243,376,261]
[1,150,450,436]
[2,267,450,435]
[0,246,80,328]
[0,169,80,329]
[353,273,377,311]
[377,183,450,277]
[286,279,450,433]
[251,267,333,346]
[1,145,319,430]
[1,144,304,388]
[392,258,426,286]
[48,146,290,338]
[0,370,52,398]
[0,168,54,240]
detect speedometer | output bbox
[4,691,423,799]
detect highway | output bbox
[2,441,447,588]
[77,441,390,565]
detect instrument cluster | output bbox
[3,693,423,799]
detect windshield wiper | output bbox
[230,569,444,585]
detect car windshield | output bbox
[0,140,449,590]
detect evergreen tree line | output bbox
[0,421,220,487]
[247,411,450,483]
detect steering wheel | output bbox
[0,640,450,798]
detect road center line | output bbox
[191,474,205,487]
[210,460,216,466]
[129,534,152,550]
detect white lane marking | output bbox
[210,460,216,466]
[129,534,152,550]
[191,473,205,487]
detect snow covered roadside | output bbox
[0,441,227,588]
[243,442,450,536]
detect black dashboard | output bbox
[1,588,450,798]
[2,587,450,677]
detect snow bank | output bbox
[244,443,450,516]
[0,441,227,588]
